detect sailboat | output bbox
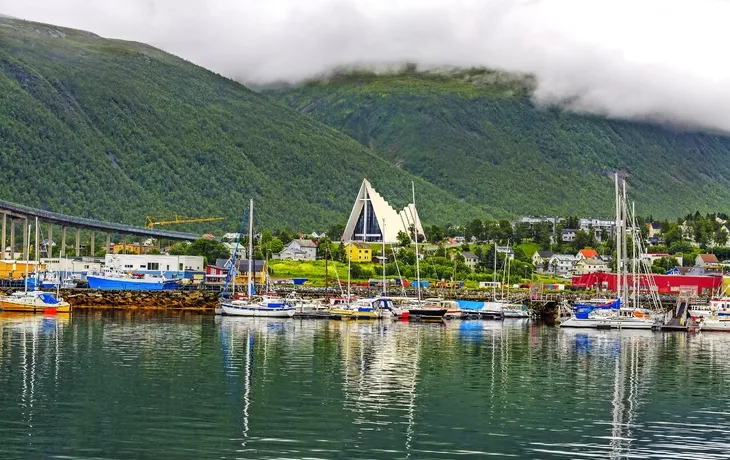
[220,200,295,318]
[400,182,447,320]
[560,175,659,329]
[480,244,507,319]
[0,224,70,313]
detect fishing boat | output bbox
[502,303,531,318]
[87,270,179,291]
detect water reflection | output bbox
[2,315,730,459]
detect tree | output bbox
[327,223,345,241]
[168,242,190,255]
[396,230,411,247]
[186,238,231,265]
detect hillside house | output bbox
[462,251,479,270]
[532,251,554,271]
[561,228,577,243]
[548,254,578,275]
[345,242,372,263]
[646,222,662,239]
[273,239,317,261]
[574,258,610,275]
[495,245,515,260]
[577,248,599,261]
[695,254,721,273]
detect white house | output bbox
[548,254,578,275]
[561,228,577,242]
[222,242,246,260]
[495,245,515,260]
[273,239,317,261]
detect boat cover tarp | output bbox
[456,300,484,311]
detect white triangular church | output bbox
[342,179,425,244]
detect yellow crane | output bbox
[145,215,226,229]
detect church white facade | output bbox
[342,179,425,244]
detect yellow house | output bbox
[111,242,156,254]
[345,242,372,263]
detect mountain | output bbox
[0,18,480,232]
[267,68,730,219]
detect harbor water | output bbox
[1,312,730,459]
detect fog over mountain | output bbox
[3,0,730,133]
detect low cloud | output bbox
[3,0,730,132]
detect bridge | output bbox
[0,200,200,260]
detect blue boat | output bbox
[573,298,621,319]
[87,272,179,291]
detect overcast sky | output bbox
[2,0,730,133]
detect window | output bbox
[124,264,133,269]
[179,263,183,271]
[148,263,160,270]
[140,265,146,268]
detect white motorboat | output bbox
[699,315,730,332]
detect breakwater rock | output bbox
[61,290,220,311]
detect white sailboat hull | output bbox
[221,303,295,318]
[560,316,655,329]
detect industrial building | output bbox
[104,254,204,280]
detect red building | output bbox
[572,273,721,296]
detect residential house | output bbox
[695,254,721,274]
[574,258,610,275]
[222,242,246,260]
[273,239,317,261]
[462,251,479,270]
[579,218,615,236]
[641,252,683,268]
[547,254,578,275]
[576,248,599,261]
[495,245,515,260]
[531,251,554,271]
[561,228,577,243]
[345,242,372,263]
[646,222,662,239]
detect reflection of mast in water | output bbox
[404,326,420,458]
[339,322,421,453]
[242,329,253,447]
[609,335,649,459]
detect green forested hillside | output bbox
[268,69,730,219]
[0,18,481,232]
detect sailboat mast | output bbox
[621,179,629,302]
[347,241,351,301]
[324,241,329,302]
[248,199,253,299]
[492,243,497,301]
[615,173,622,303]
[24,224,30,293]
[412,182,421,302]
[632,201,638,309]
[382,219,386,296]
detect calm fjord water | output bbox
[1,312,730,459]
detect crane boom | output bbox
[145,215,226,229]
